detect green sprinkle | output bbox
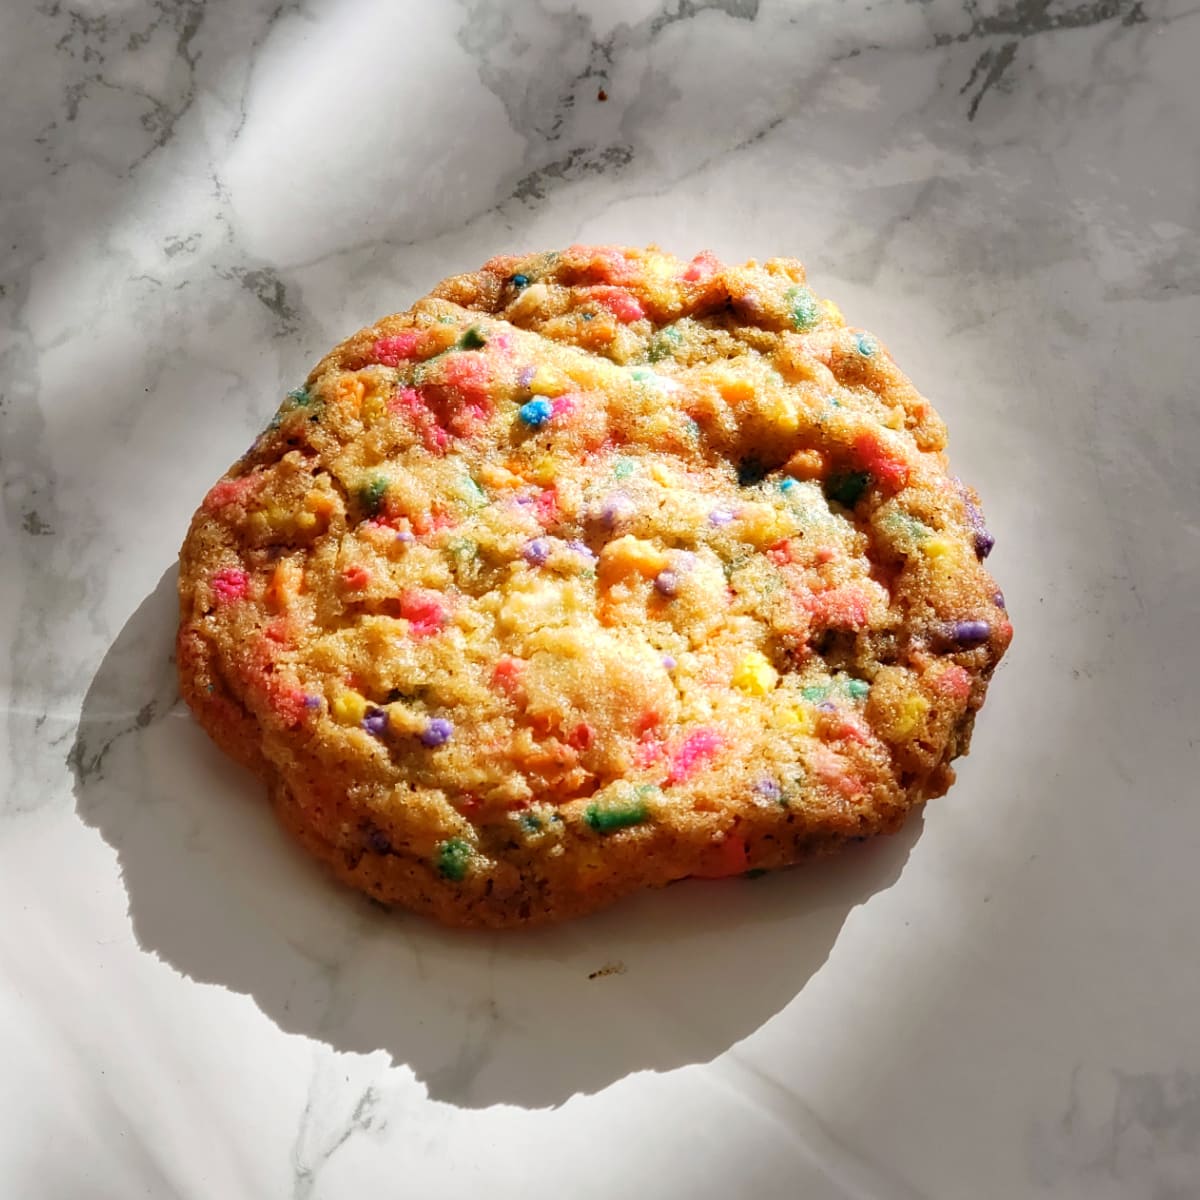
[585,794,650,833]
[786,285,820,331]
[682,416,701,442]
[744,868,770,880]
[448,537,478,561]
[613,458,637,480]
[648,325,682,362]
[802,684,830,702]
[436,838,472,880]
[630,367,654,383]
[457,476,487,507]
[519,812,543,834]
[357,476,389,516]
[458,326,487,350]
[886,511,930,541]
[825,470,871,508]
[844,679,870,701]
[287,386,313,406]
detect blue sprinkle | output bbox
[511,273,529,288]
[856,333,878,357]
[420,718,453,748]
[518,398,553,428]
[779,478,797,493]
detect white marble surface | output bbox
[3,0,1199,1195]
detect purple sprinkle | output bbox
[523,538,550,565]
[818,700,838,712]
[567,539,597,562]
[938,619,991,650]
[395,530,415,545]
[661,654,677,670]
[654,569,678,597]
[518,364,536,388]
[420,718,453,748]
[994,590,1006,610]
[974,528,995,559]
[709,508,735,527]
[362,707,389,738]
[599,492,635,529]
[367,827,392,854]
[753,778,781,802]
[303,694,323,710]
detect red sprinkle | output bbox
[373,331,424,366]
[492,656,526,696]
[342,564,371,590]
[853,431,910,490]
[399,589,446,637]
[668,728,723,784]
[567,722,595,750]
[211,567,249,603]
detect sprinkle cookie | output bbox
[177,246,1011,927]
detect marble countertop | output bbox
[4,0,1199,1196]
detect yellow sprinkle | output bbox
[820,298,844,326]
[528,366,566,397]
[922,536,955,561]
[891,693,930,738]
[773,704,816,735]
[332,691,368,725]
[762,392,800,435]
[649,462,676,487]
[295,511,317,532]
[733,651,778,695]
[598,535,669,581]
[528,455,558,485]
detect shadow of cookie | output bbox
[71,566,923,1110]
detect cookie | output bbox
[177,245,1012,928]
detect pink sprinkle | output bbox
[373,331,423,366]
[804,584,869,628]
[933,664,972,701]
[667,728,723,784]
[399,589,446,638]
[211,567,249,603]
[533,487,559,527]
[551,392,579,417]
[585,286,645,324]
[682,250,720,283]
[812,747,863,798]
[634,739,665,767]
[203,476,259,513]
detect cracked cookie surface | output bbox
[177,244,1012,927]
